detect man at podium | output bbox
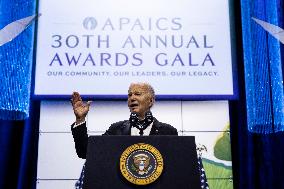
[71,82,178,159]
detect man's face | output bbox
[127,84,154,119]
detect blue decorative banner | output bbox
[241,0,284,133]
[0,0,36,120]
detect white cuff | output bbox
[73,121,86,128]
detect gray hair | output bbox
[129,82,156,101]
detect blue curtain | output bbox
[0,0,38,188]
[241,0,284,133]
[230,0,284,189]
[0,0,36,120]
[0,101,40,189]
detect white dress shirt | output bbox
[131,122,153,136]
[73,121,153,136]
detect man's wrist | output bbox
[76,117,85,125]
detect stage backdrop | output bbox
[34,0,236,99]
[36,100,233,189]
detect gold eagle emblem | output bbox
[133,153,151,175]
[120,143,163,185]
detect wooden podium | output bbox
[83,136,201,189]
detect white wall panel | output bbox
[182,101,229,131]
[40,101,75,132]
[40,100,182,132]
[37,133,85,179]
[87,101,130,132]
[151,101,182,131]
[36,180,77,189]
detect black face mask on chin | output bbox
[129,111,153,136]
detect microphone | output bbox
[129,112,139,126]
[129,111,153,136]
[144,111,154,126]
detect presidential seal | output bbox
[120,143,163,185]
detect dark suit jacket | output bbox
[71,118,178,159]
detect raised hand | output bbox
[71,92,92,124]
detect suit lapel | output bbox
[121,121,131,135]
[150,118,161,135]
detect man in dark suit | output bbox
[71,82,178,159]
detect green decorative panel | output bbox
[207,178,233,189]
